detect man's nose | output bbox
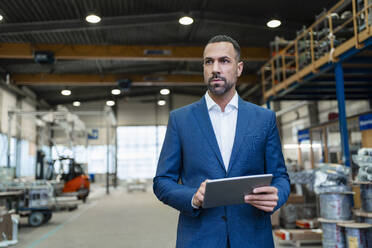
[212,61,221,73]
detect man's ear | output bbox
[237,61,243,77]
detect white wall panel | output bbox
[20,100,36,142]
[0,90,17,136]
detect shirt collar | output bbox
[205,91,239,111]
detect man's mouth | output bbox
[209,76,225,84]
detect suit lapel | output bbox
[227,97,249,175]
[192,97,225,171]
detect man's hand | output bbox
[192,180,208,208]
[244,186,278,212]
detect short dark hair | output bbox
[206,35,241,61]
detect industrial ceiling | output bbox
[0,0,335,107]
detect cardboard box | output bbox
[286,194,305,204]
[352,185,361,209]
[274,229,322,241]
[0,213,12,241]
[271,209,280,227]
[296,219,319,229]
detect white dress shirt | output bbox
[205,91,238,171]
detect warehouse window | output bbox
[117,126,166,179]
[0,134,17,168]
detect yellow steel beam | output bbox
[12,73,257,86]
[0,43,269,62]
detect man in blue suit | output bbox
[153,35,290,248]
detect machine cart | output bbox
[1,183,54,227]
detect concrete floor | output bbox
[15,184,321,248]
[16,185,178,248]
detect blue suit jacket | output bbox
[153,96,290,248]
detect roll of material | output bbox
[321,222,346,248]
[361,217,372,248]
[319,193,353,220]
[344,227,369,248]
[360,184,372,212]
[337,223,372,248]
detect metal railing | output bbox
[260,0,372,101]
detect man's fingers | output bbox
[245,194,278,201]
[196,192,204,202]
[192,192,204,207]
[245,186,278,212]
[245,200,277,207]
[250,203,275,212]
[199,180,208,195]
[192,180,209,207]
[199,186,206,195]
[253,186,278,194]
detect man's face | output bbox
[203,42,243,96]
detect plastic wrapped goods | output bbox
[314,163,350,194]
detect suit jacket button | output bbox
[222,216,227,221]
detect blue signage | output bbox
[88,129,99,140]
[359,113,372,131]
[298,129,310,142]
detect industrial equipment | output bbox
[54,157,90,202]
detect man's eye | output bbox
[205,60,212,65]
[221,59,230,63]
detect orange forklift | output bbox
[59,157,90,202]
[37,151,90,202]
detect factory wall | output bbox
[279,101,311,162]
[116,94,200,126]
[0,88,37,142]
[0,89,18,137]
[278,100,371,162]
[0,88,37,176]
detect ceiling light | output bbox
[106,100,115,106]
[0,15,3,22]
[160,88,170,95]
[267,19,281,28]
[85,14,101,24]
[179,16,193,25]
[61,89,71,96]
[111,89,121,95]
[73,101,81,107]
[157,100,166,106]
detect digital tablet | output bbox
[202,174,273,208]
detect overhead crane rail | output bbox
[260,0,372,101]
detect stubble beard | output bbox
[207,75,234,96]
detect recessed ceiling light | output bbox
[157,100,166,106]
[61,89,71,96]
[85,14,101,24]
[106,100,115,106]
[179,16,193,25]
[111,89,121,95]
[267,19,281,28]
[0,15,3,22]
[73,101,81,107]
[160,88,170,95]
